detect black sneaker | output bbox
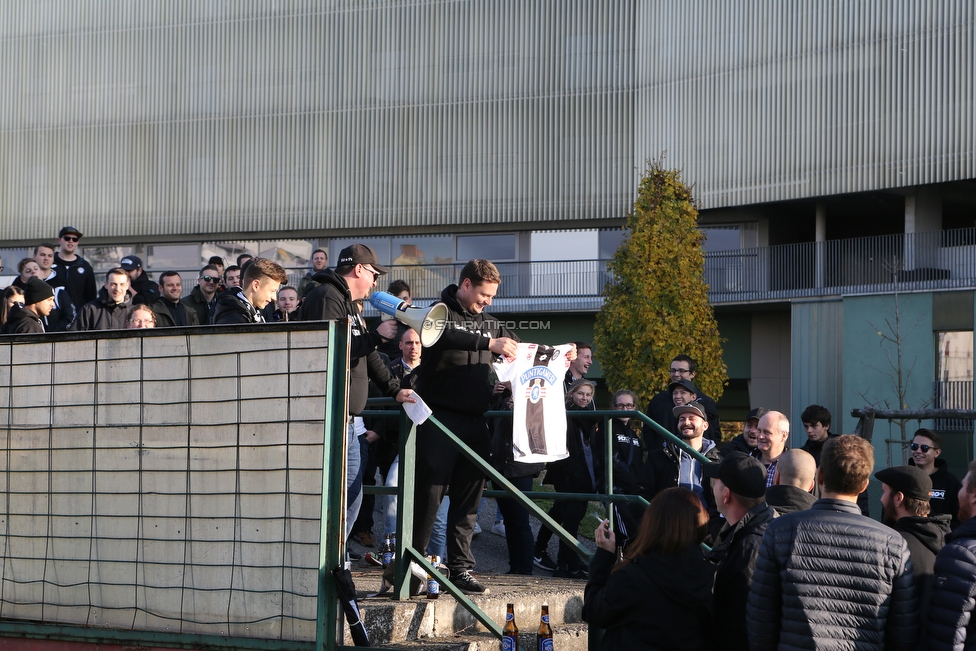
[451,570,490,595]
[533,553,557,571]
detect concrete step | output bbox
[344,568,588,647]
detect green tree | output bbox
[594,161,727,408]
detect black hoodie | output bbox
[414,284,517,416]
[298,269,399,415]
[909,457,963,529]
[50,253,97,308]
[1,304,44,334]
[893,513,951,637]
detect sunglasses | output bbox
[909,443,937,453]
[362,266,380,282]
[200,275,220,283]
[62,236,80,242]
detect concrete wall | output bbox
[791,299,844,447]
[750,311,792,417]
[0,326,333,642]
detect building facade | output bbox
[1,0,974,466]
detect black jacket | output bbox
[153,297,200,328]
[212,289,261,324]
[181,286,215,327]
[799,432,838,466]
[129,271,160,306]
[894,513,950,642]
[911,458,963,529]
[1,304,44,334]
[50,254,97,308]
[44,285,76,332]
[764,484,817,515]
[646,389,721,441]
[928,516,976,650]
[747,498,918,651]
[707,502,777,651]
[583,546,715,651]
[73,288,131,331]
[413,284,516,416]
[298,269,399,415]
[719,433,754,459]
[544,404,604,492]
[602,418,644,494]
[637,438,721,506]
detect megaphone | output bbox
[369,291,449,347]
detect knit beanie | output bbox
[23,277,55,305]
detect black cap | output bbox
[23,277,55,305]
[703,452,768,498]
[673,399,707,420]
[120,255,142,271]
[669,378,701,395]
[874,466,933,501]
[59,226,83,239]
[337,244,388,274]
[746,407,769,422]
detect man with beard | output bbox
[876,465,948,630]
[720,407,768,458]
[73,268,132,331]
[639,400,721,516]
[927,460,976,648]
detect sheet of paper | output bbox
[403,392,432,425]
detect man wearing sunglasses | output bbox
[909,428,962,529]
[299,244,414,551]
[50,226,97,309]
[182,264,221,325]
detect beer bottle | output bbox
[502,603,518,651]
[381,535,394,567]
[537,604,553,651]
[426,555,440,599]
[390,533,397,563]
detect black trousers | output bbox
[495,474,535,574]
[411,409,490,572]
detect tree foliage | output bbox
[594,161,727,407]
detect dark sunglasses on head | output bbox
[62,236,80,242]
[909,443,937,452]
[200,275,220,283]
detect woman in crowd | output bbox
[126,304,156,329]
[1,286,25,326]
[583,487,715,650]
[533,378,602,578]
[12,258,41,290]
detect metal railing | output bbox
[358,401,713,650]
[934,380,975,431]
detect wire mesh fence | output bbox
[0,324,335,643]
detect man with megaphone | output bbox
[298,244,416,547]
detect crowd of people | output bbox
[6,230,976,648]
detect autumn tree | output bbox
[594,162,727,408]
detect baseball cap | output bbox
[23,277,55,305]
[874,465,933,501]
[673,399,707,420]
[669,378,701,395]
[120,255,142,271]
[746,407,769,422]
[703,452,768,498]
[337,244,389,274]
[59,226,83,239]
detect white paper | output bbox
[403,392,432,425]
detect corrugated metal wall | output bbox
[0,0,636,241]
[636,0,975,208]
[790,298,844,444]
[0,1,973,241]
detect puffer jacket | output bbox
[927,516,976,650]
[747,498,918,651]
[707,502,777,651]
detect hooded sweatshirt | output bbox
[1,304,45,334]
[51,253,97,308]
[894,513,951,631]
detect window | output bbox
[456,235,516,262]
[700,226,741,253]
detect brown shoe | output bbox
[354,531,375,547]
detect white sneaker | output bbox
[473,522,482,535]
[491,522,506,537]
